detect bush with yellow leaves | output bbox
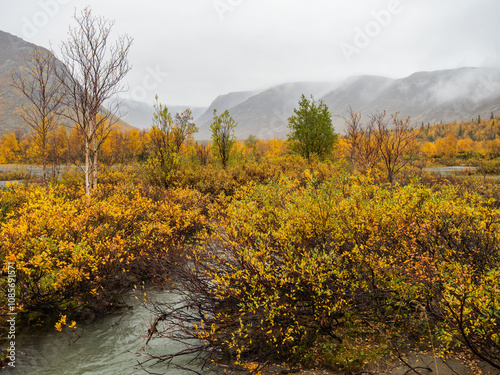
[144,153,341,197]
[0,182,207,336]
[147,173,500,372]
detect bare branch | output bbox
[11,47,65,184]
[56,7,133,196]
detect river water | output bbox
[423,166,477,174]
[2,290,209,375]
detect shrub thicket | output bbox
[0,181,208,338]
[147,172,500,372]
[2,156,500,373]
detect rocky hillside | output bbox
[0,31,41,135]
[0,30,135,136]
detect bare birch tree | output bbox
[11,47,64,185]
[344,107,381,174]
[372,111,416,185]
[58,8,133,196]
[344,108,416,184]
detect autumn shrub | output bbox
[0,183,207,335]
[473,159,500,175]
[53,167,85,193]
[98,164,144,186]
[143,153,182,188]
[0,183,31,223]
[433,265,500,368]
[0,168,33,182]
[143,154,341,198]
[148,173,500,372]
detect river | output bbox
[2,289,210,375]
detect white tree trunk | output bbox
[85,137,91,197]
[93,136,98,190]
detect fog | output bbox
[1,0,499,107]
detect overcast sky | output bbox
[1,0,499,107]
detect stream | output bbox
[2,289,209,375]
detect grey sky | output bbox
[1,0,499,107]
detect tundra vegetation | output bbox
[1,104,500,373]
[2,26,500,371]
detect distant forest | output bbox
[2,115,500,166]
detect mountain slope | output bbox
[196,82,338,140]
[120,99,206,130]
[195,90,260,139]
[321,75,394,119]
[378,67,500,124]
[0,30,136,136]
[324,67,500,132]
[0,31,42,134]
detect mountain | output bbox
[195,90,260,139]
[119,99,206,130]
[321,75,394,118]
[194,67,500,139]
[0,31,42,134]
[4,30,500,140]
[195,82,338,140]
[323,67,500,133]
[0,30,135,136]
[363,67,500,126]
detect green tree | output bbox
[287,94,337,161]
[147,96,178,187]
[210,109,237,168]
[150,95,175,159]
[173,109,198,153]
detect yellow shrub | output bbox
[0,183,207,331]
[179,175,500,370]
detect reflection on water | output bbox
[2,290,206,375]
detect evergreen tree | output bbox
[287,94,337,161]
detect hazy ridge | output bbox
[2,30,500,140]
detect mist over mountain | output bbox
[119,99,206,130]
[2,30,500,140]
[194,67,500,140]
[321,76,394,116]
[353,67,500,127]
